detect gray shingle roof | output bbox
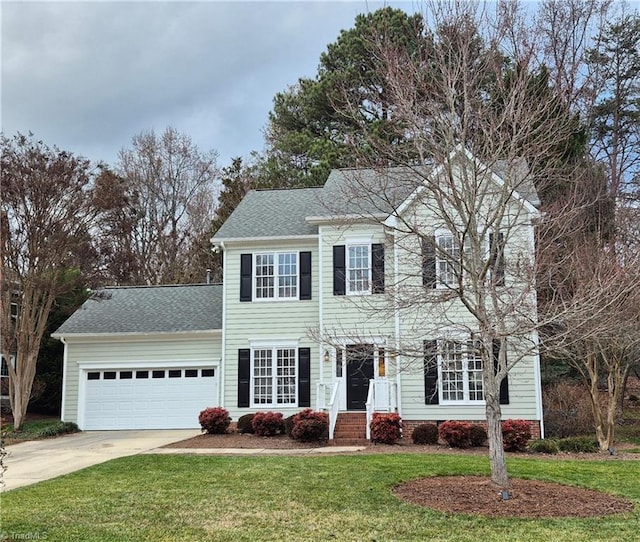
[53,284,222,335]
[212,187,323,240]
[212,152,539,241]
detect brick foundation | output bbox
[402,419,542,441]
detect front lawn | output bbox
[1,454,638,542]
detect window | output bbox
[252,347,297,406]
[439,339,484,403]
[435,233,471,288]
[255,252,297,300]
[347,245,370,294]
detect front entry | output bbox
[346,344,374,410]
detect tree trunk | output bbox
[486,396,509,490]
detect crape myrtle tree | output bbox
[0,133,102,429]
[536,0,640,445]
[315,1,611,490]
[97,127,219,285]
[540,202,640,451]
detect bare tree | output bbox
[1,133,101,429]
[100,127,219,285]
[316,1,611,491]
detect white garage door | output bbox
[83,367,218,430]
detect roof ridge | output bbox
[102,283,222,290]
[251,185,324,192]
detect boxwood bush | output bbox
[236,413,255,434]
[411,423,439,445]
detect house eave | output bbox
[211,234,318,247]
[52,329,222,340]
[306,213,388,225]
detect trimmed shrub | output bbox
[501,419,532,452]
[528,438,560,454]
[252,411,284,437]
[37,421,80,439]
[236,413,255,434]
[469,424,487,447]
[411,423,439,445]
[557,436,599,453]
[439,420,472,448]
[283,414,296,437]
[370,413,402,444]
[199,407,231,434]
[291,409,329,442]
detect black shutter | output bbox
[489,232,505,286]
[492,339,510,404]
[371,243,385,294]
[240,254,252,302]
[422,236,436,288]
[333,245,346,295]
[299,251,312,300]
[238,349,251,407]
[424,340,439,404]
[298,347,311,407]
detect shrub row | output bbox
[200,408,535,451]
[198,408,329,442]
[412,419,532,450]
[528,436,599,454]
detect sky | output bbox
[1,1,420,169]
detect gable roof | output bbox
[52,284,222,336]
[212,149,540,241]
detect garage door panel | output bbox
[83,367,217,430]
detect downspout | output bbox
[60,336,68,422]
[528,212,544,438]
[219,241,227,409]
[318,226,324,387]
[392,227,402,417]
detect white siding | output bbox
[222,239,319,420]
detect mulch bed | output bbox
[164,432,638,519]
[393,475,634,518]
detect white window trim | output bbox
[1,355,15,378]
[253,251,300,302]
[250,344,298,408]
[437,337,485,405]
[346,242,372,295]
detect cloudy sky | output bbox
[2,1,419,169]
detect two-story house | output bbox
[53,148,544,439]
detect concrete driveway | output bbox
[1,429,200,492]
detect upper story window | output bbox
[240,252,311,302]
[333,243,384,296]
[347,244,370,294]
[436,234,460,287]
[255,252,298,300]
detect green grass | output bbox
[1,454,639,541]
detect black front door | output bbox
[346,344,374,410]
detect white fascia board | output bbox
[306,213,388,225]
[211,234,318,246]
[52,330,222,341]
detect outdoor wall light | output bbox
[324,350,330,363]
